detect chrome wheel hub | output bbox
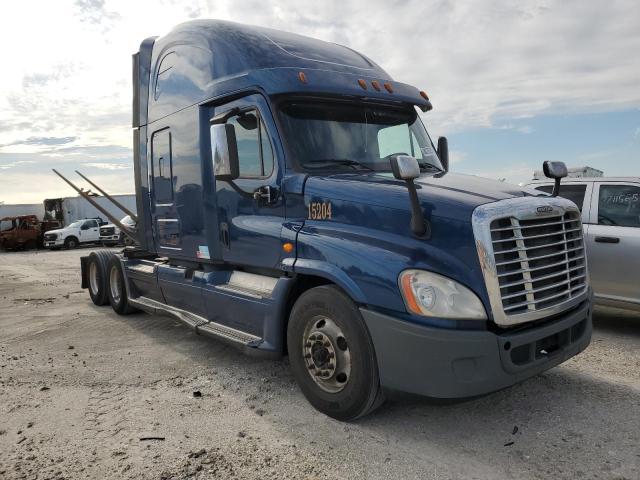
[109,265,121,304]
[89,262,99,296]
[303,316,351,393]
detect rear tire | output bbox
[107,257,137,315]
[287,285,384,421]
[64,237,78,249]
[87,250,114,306]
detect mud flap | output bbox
[80,255,89,289]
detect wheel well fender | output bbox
[280,263,365,355]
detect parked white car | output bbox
[526,177,640,312]
[99,215,137,246]
[43,218,103,249]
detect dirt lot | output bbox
[0,248,638,480]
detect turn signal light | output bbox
[371,80,381,91]
[357,79,367,90]
[282,242,294,253]
[383,82,393,93]
[298,71,307,84]
[420,90,429,100]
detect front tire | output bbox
[64,237,78,249]
[287,285,383,421]
[107,257,137,315]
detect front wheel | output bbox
[64,237,78,249]
[287,285,383,421]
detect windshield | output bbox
[67,221,82,228]
[0,220,14,231]
[277,101,442,172]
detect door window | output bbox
[227,111,274,178]
[152,129,173,203]
[534,184,587,211]
[378,124,424,159]
[597,184,640,227]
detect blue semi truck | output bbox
[70,20,591,420]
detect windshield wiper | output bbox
[417,162,443,172]
[304,159,375,172]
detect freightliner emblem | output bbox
[536,205,554,214]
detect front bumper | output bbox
[361,298,592,398]
[44,239,64,248]
[100,235,120,243]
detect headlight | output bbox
[398,269,487,320]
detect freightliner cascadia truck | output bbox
[66,20,592,420]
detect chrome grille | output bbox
[100,226,116,236]
[472,197,589,326]
[490,211,587,315]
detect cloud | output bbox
[449,150,467,165]
[0,120,31,133]
[0,136,77,148]
[74,0,121,29]
[466,162,536,185]
[83,162,130,170]
[0,0,638,202]
[494,124,535,134]
[0,160,36,170]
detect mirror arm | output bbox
[406,179,430,238]
[211,107,240,125]
[222,179,255,198]
[552,178,561,197]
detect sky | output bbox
[0,0,639,204]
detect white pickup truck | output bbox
[99,215,137,246]
[43,218,103,249]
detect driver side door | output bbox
[212,94,284,269]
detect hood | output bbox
[304,172,545,222]
[45,227,73,235]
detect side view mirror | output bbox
[543,161,568,196]
[437,136,449,173]
[210,123,239,181]
[389,155,429,237]
[390,155,420,181]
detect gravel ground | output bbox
[0,248,638,480]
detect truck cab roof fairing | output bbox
[145,20,431,123]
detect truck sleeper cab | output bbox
[80,20,592,420]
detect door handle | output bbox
[253,185,275,204]
[220,222,230,249]
[594,236,620,244]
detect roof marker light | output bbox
[371,80,381,91]
[420,90,429,100]
[298,71,307,84]
[383,82,394,93]
[357,79,367,90]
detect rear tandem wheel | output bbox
[86,250,115,306]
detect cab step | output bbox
[128,295,264,353]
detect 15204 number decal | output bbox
[308,201,332,220]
